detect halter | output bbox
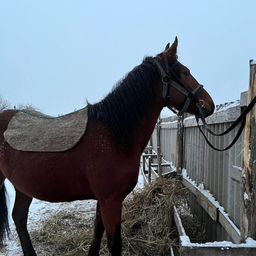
[150,57,204,116]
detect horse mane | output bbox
[88,57,159,149]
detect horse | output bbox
[0,37,215,256]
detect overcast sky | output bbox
[0,1,255,116]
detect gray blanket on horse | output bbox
[4,107,88,152]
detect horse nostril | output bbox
[199,100,205,108]
[197,99,213,117]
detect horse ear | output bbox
[165,36,178,58]
[165,43,170,50]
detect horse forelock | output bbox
[88,58,159,149]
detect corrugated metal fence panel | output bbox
[227,127,244,227]
[183,122,244,239]
[151,106,244,241]
[183,123,244,227]
[151,127,157,149]
[160,126,177,164]
[184,125,205,184]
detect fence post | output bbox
[148,156,152,183]
[241,59,256,241]
[156,118,162,177]
[142,154,146,175]
[176,115,184,175]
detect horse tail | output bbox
[0,183,9,244]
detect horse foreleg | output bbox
[100,199,122,256]
[12,189,36,256]
[88,202,105,256]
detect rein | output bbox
[196,96,256,151]
[197,117,246,151]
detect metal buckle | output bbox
[162,76,170,83]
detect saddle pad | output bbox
[4,107,88,152]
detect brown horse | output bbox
[0,38,214,256]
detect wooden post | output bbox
[156,118,163,177]
[176,115,184,175]
[148,156,152,183]
[241,59,256,241]
[149,137,153,152]
[142,154,146,175]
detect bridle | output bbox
[149,57,204,116]
[150,56,256,152]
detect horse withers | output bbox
[0,37,214,256]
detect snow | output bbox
[243,192,249,201]
[198,183,204,190]
[181,238,256,248]
[232,165,243,172]
[181,168,187,177]
[246,237,256,247]
[214,100,240,112]
[180,235,191,246]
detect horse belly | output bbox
[2,151,94,202]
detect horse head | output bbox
[152,37,215,118]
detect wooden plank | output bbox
[141,167,149,185]
[175,115,184,175]
[151,163,171,167]
[218,208,241,243]
[182,177,218,221]
[240,91,248,107]
[156,119,163,176]
[241,60,256,240]
[142,153,158,158]
[174,206,188,237]
[148,157,152,183]
[170,246,175,256]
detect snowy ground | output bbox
[0,171,145,256]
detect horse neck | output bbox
[135,81,163,152]
[88,61,164,151]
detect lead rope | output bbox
[196,115,246,151]
[196,95,256,151]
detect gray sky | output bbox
[0,1,255,116]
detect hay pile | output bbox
[30,178,205,256]
[121,178,186,255]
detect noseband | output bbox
[149,57,204,116]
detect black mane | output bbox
[88,57,159,149]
